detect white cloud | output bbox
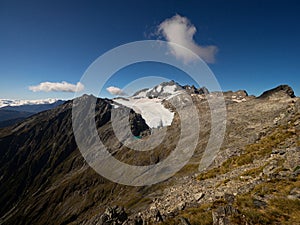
[157,14,218,64]
[29,81,84,92]
[106,86,127,96]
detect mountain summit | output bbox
[258,84,296,99]
[133,80,209,99]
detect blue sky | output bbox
[1,0,300,99]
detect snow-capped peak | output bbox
[113,81,182,128]
[113,81,209,129]
[132,80,182,99]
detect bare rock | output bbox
[179,217,191,225]
[194,192,205,201]
[258,85,295,99]
[288,187,300,200]
[99,206,128,225]
[212,205,239,225]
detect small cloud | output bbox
[157,14,218,64]
[106,86,127,96]
[29,81,84,92]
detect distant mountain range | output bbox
[0,98,60,108]
[0,99,65,127]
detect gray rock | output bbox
[253,199,267,208]
[99,206,128,225]
[212,205,239,225]
[271,149,286,155]
[194,192,205,201]
[133,216,143,225]
[258,85,295,99]
[179,217,191,225]
[177,201,186,211]
[288,187,300,200]
[224,193,235,204]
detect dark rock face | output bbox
[182,85,209,95]
[258,85,296,99]
[128,110,150,137]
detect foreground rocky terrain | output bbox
[0,84,299,225]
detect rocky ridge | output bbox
[0,84,299,225]
[132,80,209,99]
[110,88,300,224]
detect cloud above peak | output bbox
[106,86,127,96]
[157,14,218,64]
[29,81,84,92]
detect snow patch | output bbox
[232,98,247,103]
[156,85,162,93]
[134,91,147,98]
[163,85,177,95]
[113,97,174,128]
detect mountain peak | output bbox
[132,80,209,99]
[132,80,182,99]
[258,85,295,99]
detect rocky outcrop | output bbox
[258,84,295,99]
[182,85,209,95]
[133,80,210,99]
[99,206,128,225]
[223,89,252,103]
[128,109,150,137]
[288,187,300,200]
[212,205,239,225]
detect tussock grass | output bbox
[161,203,213,225]
[198,124,296,181]
[232,177,300,225]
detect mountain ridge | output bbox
[0,83,299,225]
[132,80,209,99]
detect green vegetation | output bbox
[216,178,231,188]
[198,124,297,181]
[239,165,265,177]
[232,177,300,225]
[176,163,200,177]
[161,203,213,225]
